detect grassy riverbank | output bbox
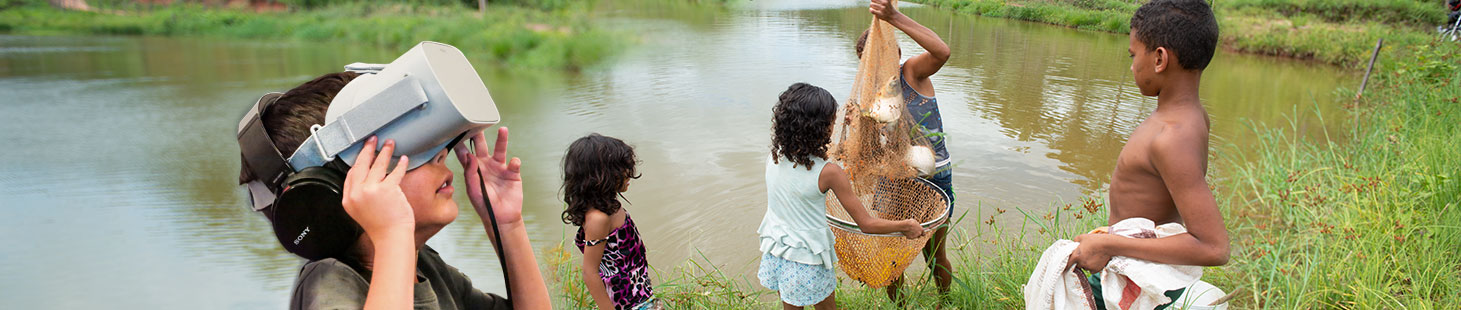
[546,44,1461,307]
[1205,41,1461,308]
[546,199,1113,308]
[0,0,625,69]
[908,0,1446,67]
[545,3,1461,307]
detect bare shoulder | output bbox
[582,209,612,238]
[1148,110,1211,171]
[819,161,845,178]
[818,161,847,192]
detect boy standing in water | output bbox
[855,0,954,303]
[1069,0,1230,307]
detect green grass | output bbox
[1205,41,1461,308]
[1221,0,1445,26]
[547,199,1113,308]
[914,0,1136,33]
[908,0,1450,67]
[547,16,1461,309]
[1219,14,1435,66]
[545,42,1461,307]
[0,1,627,69]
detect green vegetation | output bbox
[72,0,580,11]
[547,245,774,309]
[1206,41,1461,307]
[1222,0,1442,26]
[547,200,1113,308]
[0,0,626,69]
[908,0,1450,67]
[546,42,1461,307]
[544,2,1461,306]
[911,0,1137,33]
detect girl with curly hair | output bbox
[758,83,926,309]
[562,133,658,310]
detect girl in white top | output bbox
[757,82,926,309]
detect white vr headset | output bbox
[292,41,501,171]
[239,41,500,212]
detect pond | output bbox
[0,0,1351,307]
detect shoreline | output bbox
[546,2,1460,308]
[0,1,629,69]
[907,0,1441,68]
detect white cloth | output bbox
[1025,239,1091,310]
[1024,218,1203,310]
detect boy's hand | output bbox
[870,0,901,21]
[342,137,416,237]
[1071,233,1116,271]
[900,219,927,239]
[454,127,524,226]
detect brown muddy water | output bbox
[0,0,1350,307]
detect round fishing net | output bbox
[825,2,952,288]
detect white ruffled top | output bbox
[757,155,837,270]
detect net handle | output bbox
[826,212,947,237]
[825,178,952,237]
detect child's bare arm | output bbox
[578,211,617,310]
[341,138,418,310]
[870,0,949,82]
[495,219,552,309]
[1073,125,1229,268]
[456,128,553,309]
[820,163,925,239]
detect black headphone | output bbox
[238,92,362,261]
[272,159,362,261]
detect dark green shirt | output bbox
[289,246,510,310]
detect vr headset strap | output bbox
[289,74,430,170]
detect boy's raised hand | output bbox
[454,127,524,225]
[343,137,420,310]
[870,0,899,21]
[342,137,415,236]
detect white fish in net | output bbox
[865,74,903,123]
[907,145,935,177]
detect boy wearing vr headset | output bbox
[238,43,550,310]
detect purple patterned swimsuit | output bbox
[575,212,654,309]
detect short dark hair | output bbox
[1130,0,1219,71]
[770,83,838,170]
[561,133,640,226]
[855,28,900,60]
[856,29,870,59]
[262,71,361,157]
[238,71,359,186]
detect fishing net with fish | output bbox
[824,1,953,288]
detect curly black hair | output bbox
[561,133,641,226]
[1130,0,1219,71]
[771,83,838,170]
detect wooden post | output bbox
[478,0,487,16]
[1355,38,1383,101]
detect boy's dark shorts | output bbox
[927,167,954,218]
[1087,273,1185,310]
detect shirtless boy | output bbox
[1068,0,1230,304]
